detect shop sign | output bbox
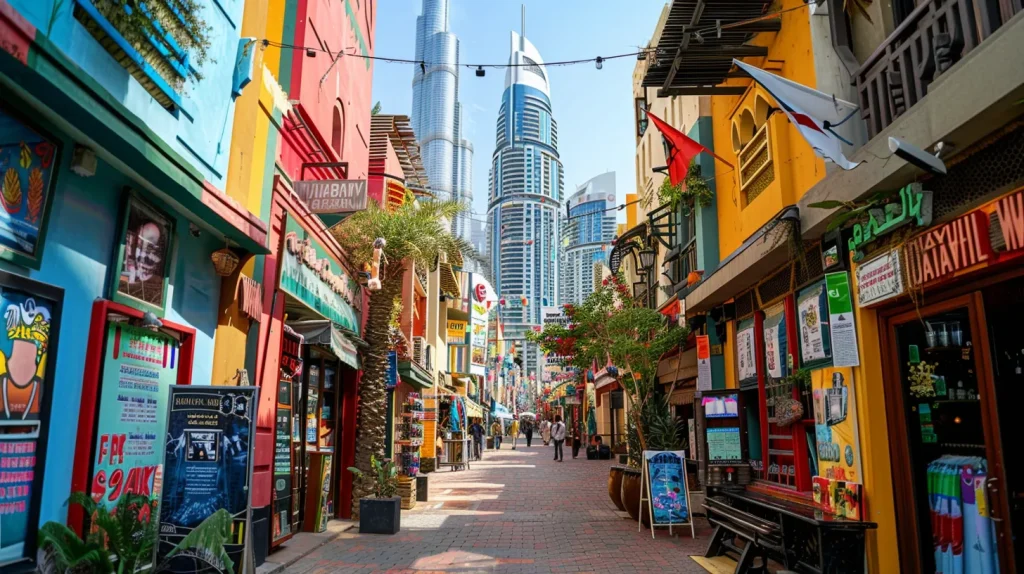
[447,319,467,343]
[855,249,904,307]
[811,367,863,483]
[696,335,712,391]
[157,386,258,574]
[90,323,180,517]
[848,184,932,262]
[294,179,368,214]
[0,108,59,269]
[238,275,263,322]
[280,216,360,335]
[470,317,487,369]
[825,272,860,367]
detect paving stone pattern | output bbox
[284,443,712,573]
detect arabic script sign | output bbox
[279,216,360,334]
[848,184,932,262]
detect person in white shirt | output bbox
[550,415,566,462]
[540,419,552,446]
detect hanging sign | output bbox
[280,215,360,334]
[856,249,904,307]
[294,179,368,214]
[825,272,860,367]
[848,183,932,262]
[696,335,712,391]
[90,323,180,517]
[736,322,757,385]
[446,320,467,343]
[156,386,258,574]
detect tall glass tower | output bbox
[411,0,473,239]
[487,31,564,379]
[560,172,617,305]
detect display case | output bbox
[695,389,751,489]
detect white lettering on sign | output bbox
[284,232,357,304]
[294,180,368,214]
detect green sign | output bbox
[848,183,932,261]
[825,272,860,367]
[279,215,360,335]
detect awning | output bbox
[288,320,360,369]
[464,398,484,419]
[490,400,514,420]
[398,359,432,390]
[658,347,697,385]
[668,383,697,406]
[594,366,619,391]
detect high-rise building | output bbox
[411,0,473,240]
[487,30,564,378]
[560,173,617,305]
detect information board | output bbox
[706,427,743,463]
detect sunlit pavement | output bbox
[284,442,713,573]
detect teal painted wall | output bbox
[688,116,720,275]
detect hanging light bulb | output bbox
[595,57,604,70]
[476,66,485,77]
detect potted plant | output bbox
[607,465,626,512]
[348,455,401,534]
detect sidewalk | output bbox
[256,519,357,574]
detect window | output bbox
[332,102,346,157]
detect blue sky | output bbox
[371,0,668,223]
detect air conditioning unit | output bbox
[425,344,434,372]
[412,337,426,368]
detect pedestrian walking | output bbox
[469,419,485,460]
[490,420,503,449]
[510,418,520,449]
[551,416,566,462]
[540,418,552,446]
[523,418,534,447]
[572,424,582,459]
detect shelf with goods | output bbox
[395,393,425,509]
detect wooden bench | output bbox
[703,496,783,573]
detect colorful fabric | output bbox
[928,456,997,574]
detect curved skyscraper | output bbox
[411,0,473,239]
[560,173,617,306]
[487,31,564,379]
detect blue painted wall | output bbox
[0,112,223,527]
[9,0,244,188]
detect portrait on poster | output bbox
[116,197,173,313]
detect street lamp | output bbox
[638,248,656,271]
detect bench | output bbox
[703,496,783,573]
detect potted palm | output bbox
[348,455,401,534]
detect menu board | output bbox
[706,427,743,463]
[273,406,292,541]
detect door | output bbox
[885,294,1010,573]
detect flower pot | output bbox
[608,465,626,511]
[358,496,402,534]
[620,466,651,526]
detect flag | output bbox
[646,111,732,186]
[733,59,861,170]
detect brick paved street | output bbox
[284,442,712,573]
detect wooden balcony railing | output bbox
[739,124,774,206]
[855,0,1020,138]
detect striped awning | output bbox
[465,398,484,419]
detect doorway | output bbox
[884,292,1016,572]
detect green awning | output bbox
[288,320,360,369]
[397,360,432,390]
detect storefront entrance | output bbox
[883,280,1022,572]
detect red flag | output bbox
[646,111,733,186]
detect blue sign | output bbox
[644,450,691,525]
[386,351,398,390]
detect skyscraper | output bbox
[560,172,617,305]
[411,0,473,239]
[487,30,564,378]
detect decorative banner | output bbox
[763,323,782,379]
[797,284,829,364]
[811,367,862,484]
[856,249,904,307]
[736,322,757,385]
[0,109,58,267]
[696,335,712,391]
[643,450,691,526]
[293,179,368,214]
[90,323,179,517]
[825,272,860,367]
[386,351,398,390]
[156,386,258,574]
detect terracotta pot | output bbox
[608,465,626,511]
[620,466,651,526]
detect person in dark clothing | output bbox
[522,419,534,447]
[468,419,485,460]
[551,416,566,462]
[572,423,583,459]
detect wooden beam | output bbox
[662,0,706,91]
[658,86,750,96]
[726,19,783,32]
[677,45,769,58]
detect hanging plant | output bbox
[657,159,713,215]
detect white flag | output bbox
[733,59,861,170]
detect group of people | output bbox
[465,415,572,462]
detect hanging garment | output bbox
[928,455,993,574]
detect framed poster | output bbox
[762,304,787,380]
[0,272,62,570]
[706,427,743,463]
[156,386,258,574]
[736,318,758,389]
[112,194,174,316]
[0,105,60,270]
[797,281,832,369]
[89,322,180,517]
[640,450,694,539]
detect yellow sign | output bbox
[447,320,467,341]
[811,366,862,483]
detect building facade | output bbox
[560,172,617,305]
[411,0,473,239]
[487,30,564,379]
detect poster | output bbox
[643,451,690,525]
[0,108,58,266]
[156,386,258,574]
[687,419,697,461]
[706,427,743,463]
[447,320,467,344]
[117,198,172,311]
[811,367,862,483]
[763,323,782,378]
[90,323,179,516]
[798,286,828,364]
[470,316,487,369]
[272,406,292,541]
[736,324,757,383]
[826,272,860,367]
[696,335,712,391]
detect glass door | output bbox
[889,295,1004,573]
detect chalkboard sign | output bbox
[273,406,292,542]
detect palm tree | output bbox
[331,197,469,515]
